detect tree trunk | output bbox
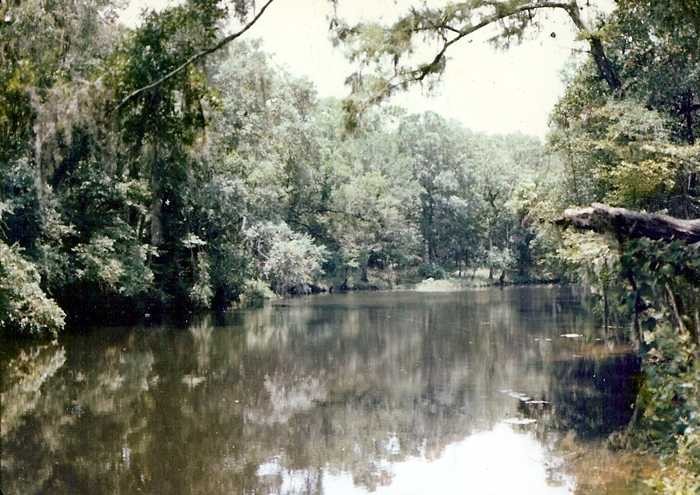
[603,284,609,335]
[627,274,645,351]
[149,145,164,246]
[564,2,623,94]
[422,192,435,264]
[422,237,431,265]
[150,195,163,246]
[681,90,697,145]
[360,260,369,283]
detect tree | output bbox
[112,0,276,111]
[548,2,700,216]
[331,0,623,128]
[318,102,421,284]
[397,112,478,266]
[0,241,65,336]
[245,222,327,294]
[612,1,700,145]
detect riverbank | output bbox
[318,267,515,294]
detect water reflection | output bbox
[1,287,642,494]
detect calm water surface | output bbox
[1,287,650,494]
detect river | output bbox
[1,286,653,494]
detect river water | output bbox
[1,286,652,494]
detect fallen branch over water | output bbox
[557,203,700,244]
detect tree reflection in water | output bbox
[1,287,643,494]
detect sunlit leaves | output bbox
[0,242,65,336]
[602,159,677,207]
[245,222,328,294]
[73,234,155,297]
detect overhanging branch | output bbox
[407,2,572,84]
[111,0,276,113]
[378,1,621,99]
[557,203,700,243]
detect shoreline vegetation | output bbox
[1,1,698,492]
[241,268,559,306]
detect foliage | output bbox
[569,235,700,491]
[331,1,620,128]
[0,0,698,489]
[0,242,65,336]
[646,430,700,494]
[0,0,556,331]
[515,2,700,485]
[239,278,277,308]
[558,231,619,300]
[550,98,687,211]
[486,247,514,277]
[246,222,328,294]
[189,251,214,309]
[417,263,446,281]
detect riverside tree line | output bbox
[0,1,698,491]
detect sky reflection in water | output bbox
[268,424,573,494]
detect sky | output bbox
[119,0,597,139]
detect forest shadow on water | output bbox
[1,286,653,494]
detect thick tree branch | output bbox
[385,1,621,96]
[112,0,276,113]
[408,2,572,84]
[564,2,622,92]
[557,203,700,243]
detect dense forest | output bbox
[1,0,699,492]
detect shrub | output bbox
[189,252,214,309]
[417,262,446,280]
[73,233,155,297]
[246,222,327,294]
[0,242,65,337]
[240,279,276,307]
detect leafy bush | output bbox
[417,262,446,280]
[486,247,515,275]
[189,252,214,309]
[1,159,42,251]
[0,242,65,337]
[246,222,327,294]
[637,323,699,445]
[613,239,700,491]
[73,233,155,298]
[239,278,276,307]
[188,178,250,307]
[209,241,250,307]
[644,406,700,494]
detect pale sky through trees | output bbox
[119,0,598,138]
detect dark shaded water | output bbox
[1,287,648,494]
